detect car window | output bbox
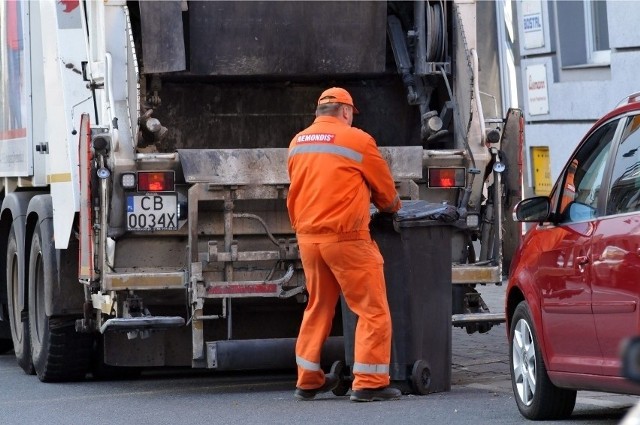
[606,114,640,215]
[557,119,618,223]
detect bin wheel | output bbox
[330,360,351,396]
[411,360,431,395]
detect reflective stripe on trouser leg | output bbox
[296,355,321,372]
[295,242,341,390]
[320,239,392,390]
[352,363,390,374]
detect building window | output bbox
[584,0,610,64]
[556,0,610,67]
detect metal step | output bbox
[100,316,185,334]
[452,265,502,284]
[103,270,185,291]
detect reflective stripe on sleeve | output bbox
[296,355,321,372]
[289,144,363,163]
[352,362,389,374]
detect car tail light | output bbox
[428,167,466,188]
[137,171,175,192]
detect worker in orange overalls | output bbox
[560,159,579,214]
[287,87,402,402]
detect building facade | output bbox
[501,0,640,196]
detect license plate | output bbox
[127,194,178,231]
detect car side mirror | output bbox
[512,196,551,223]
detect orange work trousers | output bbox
[295,238,392,390]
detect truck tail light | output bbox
[137,171,175,192]
[428,167,466,188]
[466,214,479,228]
[121,173,136,189]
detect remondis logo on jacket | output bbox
[296,134,336,144]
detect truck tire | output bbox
[28,221,93,382]
[6,227,34,374]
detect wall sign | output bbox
[522,0,545,50]
[526,64,549,116]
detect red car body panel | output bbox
[590,214,640,375]
[506,94,640,396]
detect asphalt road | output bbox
[0,353,632,425]
[0,285,637,425]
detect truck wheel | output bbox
[6,227,34,374]
[509,301,576,419]
[28,222,93,382]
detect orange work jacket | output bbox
[287,115,401,243]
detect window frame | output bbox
[583,0,610,65]
[550,117,623,223]
[604,113,640,216]
[556,0,611,68]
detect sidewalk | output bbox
[450,283,639,408]
[451,283,510,391]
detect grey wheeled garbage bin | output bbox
[341,200,456,395]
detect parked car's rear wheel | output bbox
[509,301,576,420]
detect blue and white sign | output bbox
[522,0,545,50]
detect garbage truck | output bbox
[0,0,523,381]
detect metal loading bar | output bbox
[452,313,505,326]
[206,336,344,370]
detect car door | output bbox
[537,119,619,374]
[592,114,640,376]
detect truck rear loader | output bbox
[0,0,522,384]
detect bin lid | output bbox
[370,200,460,230]
[394,200,459,223]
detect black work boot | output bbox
[294,373,340,400]
[350,386,402,402]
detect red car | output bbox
[507,92,640,420]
